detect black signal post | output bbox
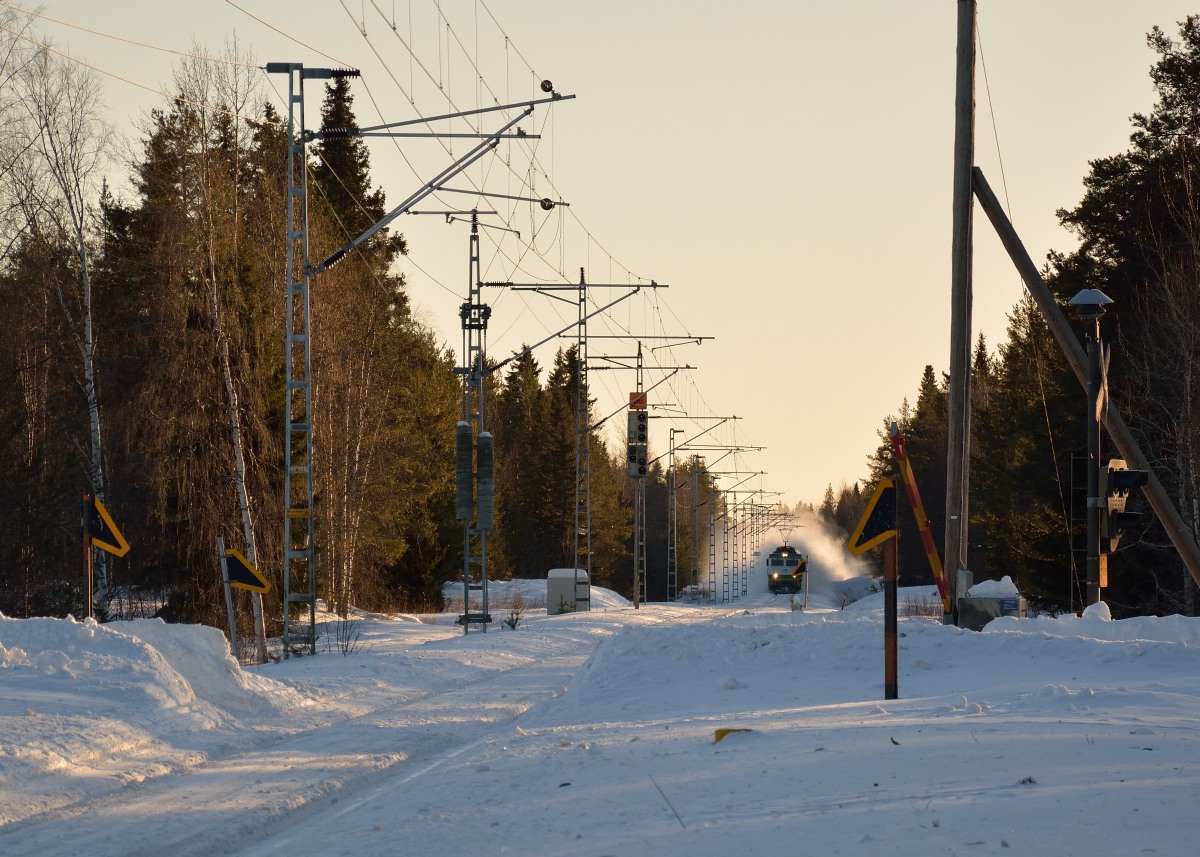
[1069,288,1112,607]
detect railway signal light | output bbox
[1101,458,1149,552]
[626,410,648,478]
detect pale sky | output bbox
[17,0,1200,508]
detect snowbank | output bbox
[4,592,1200,855]
[967,574,1020,597]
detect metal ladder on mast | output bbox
[458,220,492,631]
[279,64,316,656]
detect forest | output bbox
[2,8,1199,640]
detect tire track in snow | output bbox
[0,634,594,857]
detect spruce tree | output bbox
[1046,17,1200,614]
[492,349,550,578]
[311,77,405,261]
[971,296,1079,611]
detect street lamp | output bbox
[1068,288,1113,608]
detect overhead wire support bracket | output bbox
[505,280,665,289]
[314,131,539,140]
[311,107,535,274]
[680,445,763,452]
[444,215,519,236]
[588,334,712,351]
[318,92,575,137]
[589,370,687,432]
[590,358,695,372]
[501,279,665,307]
[436,186,568,208]
[663,444,762,468]
[309,90,575,274]
[671,416,738,453]
[265,63,360,79]
[590,334,707,377]
[405,209,498,217]
[485,285,664,375]
[590,333,710,348]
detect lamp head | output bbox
[1068,288,1113,320]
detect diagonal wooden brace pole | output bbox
[972,166,1200,589]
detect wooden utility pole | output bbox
[946,0,977,604]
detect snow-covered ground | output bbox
[2,574,1199,856]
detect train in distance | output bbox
[766,544,808,594]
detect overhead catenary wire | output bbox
[0,4,284,131]
[17,0,778,498]
[223,0,350,67]
[350,3,553,241]
[16,1,673,380]
[348,0,690,373]
[358,0,659,287]
[0,20,260,123]
[977,19,1014,221]
[245,3,776,495]
[242,10,540,304]
[31,1,456,315]
[0,0,256,68]
[333,6,544,253]
[238,7,574,347]
[232,5,559,316]
[978,18,1074,572]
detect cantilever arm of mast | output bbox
[437,187,568,207]
[693,467,763,514]
[328,132,539,139]
[712,472,766,513]
[673,417,736,452]
[681,445,763,451]
[502,280,666,306]
[587,335,712,352]
[589,370,683,432]
[590,358,694,371]
[315,93,574,138]
[311,107,535,274]
[659,442,761,469]
[486,286,650,375]
[444,215,518,235]
[724,484,768,495]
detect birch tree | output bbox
[1,5,38,262]
[11,40,114,617]
[171,40,269,660]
